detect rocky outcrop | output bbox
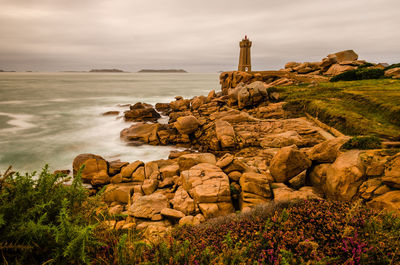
[72,153,109,184]
[269,145,312,183]
[308,136,350,163]
[128,193,169,219]
[323,150,365,201]
[124,102,161,122]
[120,123,161,145]
[239,172,272,209]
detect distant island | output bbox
[89,69,126,73]
[138,69,187,73]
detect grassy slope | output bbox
[276,79,400,140]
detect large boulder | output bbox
[178,153,216,171]
[323,150,365,201]
[272,183,322,203]
[72,153,108,184]
[308,136,350,163]
[325,64,356,76]
[215,120,236,148]
[181,163,231,204]
[104,183,136,204]
[120,123,160,144]
[367,191,400,213]
[198,202,234,219]
[333,50,358,63]
[171,187,196,215]
[128,193,169,219]
[120,161,144,178]
[124,102,161,122]
[269,145,312,183]
[385,67,400,78]
[239,172,272,209]
[174,115,200,135]
[228,81,268,109]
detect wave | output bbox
[0,112,36,133]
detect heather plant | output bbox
[138,200,400,265]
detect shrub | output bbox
[330,68,385,82]
[342,136,382,150]
[0,166,100,264]
[384,63,400,71]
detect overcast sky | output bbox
[0,0,399,72]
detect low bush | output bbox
[330,68,385,82]
[140,200,400,264]
[0,166,101,264]
[384,63,400,71]
[342,136,382,150]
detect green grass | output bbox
[277,79,400,140]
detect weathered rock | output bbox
[215,120,236,148]
[110,173,123,184]
[174,115,200,135]
[239,172,272,208]
[308,136,350,163]
[72,153,108,184]
[128,193,169,219]
[324,150,365,201]
[269,145,312,183]
[359,178,383,200]
[171,187,196,215]
[367,191,400,213]
[120,123,160,144]
[91,170,110,186]
[109,204,124,215]
[198,202,234,219]
[160,163,179,179]
[325,64,356,76]
[120,161,144,178]
[260,131,303,148]
[144,161,159,179]
[272,183,322,203]
[142,179,158,195]
[170,98,190,111]
[178,153,216,171]
[104,183,136,204]
[288,170,306,190]
[216,153,234,168]
[102,111,120,116]
[222,158,248,174]
[161,208,185,220]
[308,163,330,188]
[285,62,300,69]
[124,103,161,122]
[228,171,242,182]
[385,67,400,78]
[382,154,400,188]
[131,166,145,182]
[179,215,194,226]
[333,50,358,63]
[108,160,129,176]
[181,163,232,204]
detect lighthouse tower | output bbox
[238,35,252,72]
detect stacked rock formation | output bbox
[72,50,400,240]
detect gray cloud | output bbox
[0,0,399,72]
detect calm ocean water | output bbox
[0,72,219,173]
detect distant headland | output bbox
[138,69,187,73]
[89,69,126,73]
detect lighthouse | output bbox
[238,35,252,72]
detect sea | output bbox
[0,72,219,173]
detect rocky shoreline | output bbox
[72,50,400,240]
